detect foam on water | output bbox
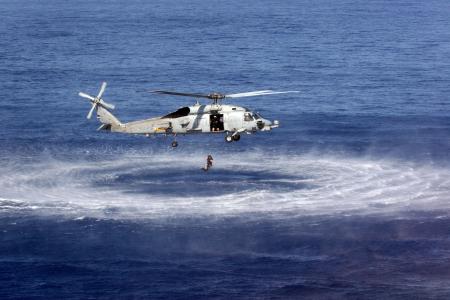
[1,150,449,219]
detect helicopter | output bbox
[78,82,298,147]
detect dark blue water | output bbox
[2,0,450,298]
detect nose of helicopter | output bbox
[258,119,279,131]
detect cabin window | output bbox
[244,112,254,121]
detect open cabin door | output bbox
[210,113,224,132]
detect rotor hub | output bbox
[208,93,226,100]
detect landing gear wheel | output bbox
[225,135,233,143]
[171,141,178,147]
[232,134,240,142]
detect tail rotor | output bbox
[79,82,115,119]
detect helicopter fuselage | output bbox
[106,104,278,139]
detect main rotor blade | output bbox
[226,90,300,98]
[150,89,299,100]
[78,92,95,101]
[151,90,212,99]
[97,82,107,99]
[87,104,96,119]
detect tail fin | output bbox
[97,106,121,127]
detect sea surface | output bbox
[1,0,450,299]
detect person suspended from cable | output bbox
[202,154,214,171]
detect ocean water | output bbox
[1,0,450,298]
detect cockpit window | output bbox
[162,107,190,118]
[244,112,254,121]
[252,113,261,120]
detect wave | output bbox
[1,150,449,219]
